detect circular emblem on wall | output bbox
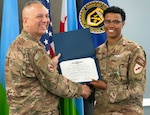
[79,1,108,34]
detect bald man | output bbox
[5,1,91,115]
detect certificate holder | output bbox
[52,28,101,83]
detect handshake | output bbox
[49,53,106,100]
[81,79,107,101]
[81,84,92,99]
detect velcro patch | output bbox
[134,63,143,74]
[38,55,48,66]
[135,56,145,67]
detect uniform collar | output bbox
[21,29,44,47]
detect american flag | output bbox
[40,0,55,57]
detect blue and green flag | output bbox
[59,0,84,115]
[0,0,19,114]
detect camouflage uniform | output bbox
[5,30,82,115]
[94,36,146,115]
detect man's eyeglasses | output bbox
[104,20,123,25]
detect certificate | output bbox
[53,29,101,82]
[60,57,99,83]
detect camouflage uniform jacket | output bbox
[94,36,146,115]
[5,30,82,115]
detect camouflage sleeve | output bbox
[33,49,82,98]
[107,47,146,103]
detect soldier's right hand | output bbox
[81,84,92,99]
[90,79,106,89]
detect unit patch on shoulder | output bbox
[134,56,146,74]
[79,1,108,34]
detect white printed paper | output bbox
[60,57,99,82]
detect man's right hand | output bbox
[81,84,92,99]
[90,80,106,89]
